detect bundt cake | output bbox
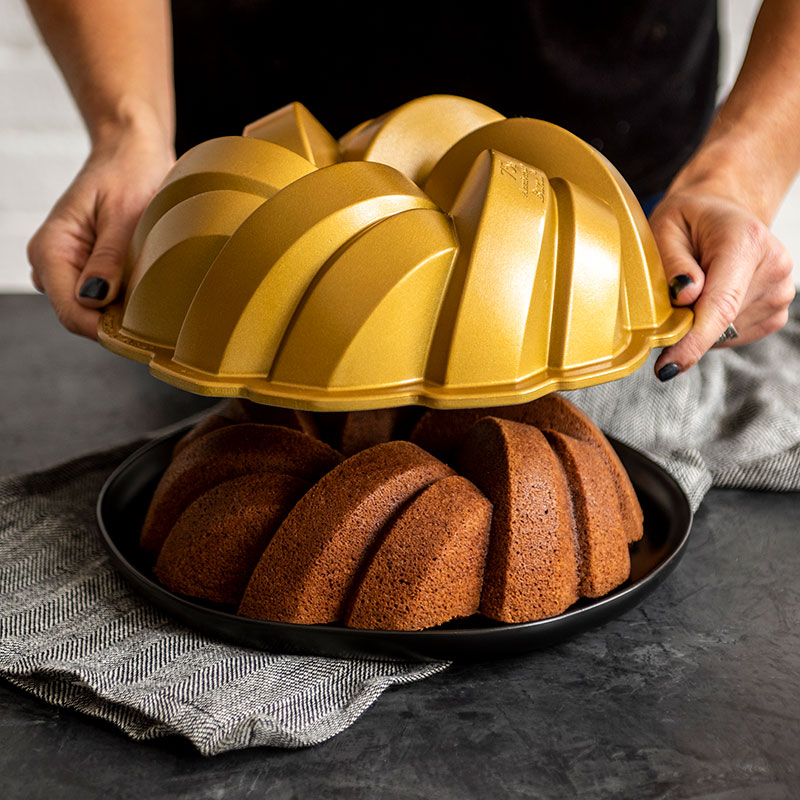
[456,418,579,623]
[542,430,630,597]
[238,441,454,624]
[344,475,492,631]
[409,392,644,544]
[314,406,422,457]
[140,423,341,554]
[173,399,318,456]
[142,393,644,631]
[154,473,309,604]
[172,412,233,457]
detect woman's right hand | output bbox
[27,124,174,338]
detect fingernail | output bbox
[669,274,694,301]
[79,277,109,301]
[657,362,681,382]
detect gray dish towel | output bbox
[2,300,800,755]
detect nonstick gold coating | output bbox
[99,95,691,410]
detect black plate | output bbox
[97,429,692,662]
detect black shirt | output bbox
[172,1,719,198]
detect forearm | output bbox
[26,0,174,150]
[669,0,800,223]
[647,0,799,378]
[25,0,176,339]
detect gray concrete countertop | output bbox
[1,295,798,799]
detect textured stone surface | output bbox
[0,1,88,291]
[1,294,799,798]
[0,295,215,475]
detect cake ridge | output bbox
[456,416,580,623]
[544,429,631,598]
[140,422,341,555]
[344,474,492,631]
[237,441,454,624]
[153,472,309,605]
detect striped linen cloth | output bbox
[0,447,446,752]
[2,300,800,754]
[570,299,800,511]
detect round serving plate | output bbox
[97,427,692,662]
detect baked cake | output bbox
[173,399,317,456]
[314,407,422,456]
[141,423,341,554]
[344,475,492,630]
[172,412,233,458]
[456,417,579,623]
[238,441,454,624]
[141,393,643,630]
[409,393,643,544]
[153,473,309,604]
[543,430,630,597]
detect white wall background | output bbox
[0,0,798,291]
[0,0,89,291]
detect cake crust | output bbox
[141,423,341,555]
[173,400,319,457]
[238,441,454,624]
[544,429,630,598]
[315,407,423,456]
[345,475,492,630]
[410,393,643,542]
[456,417,580,623]
[154,472,309,604]
[172,413,235,457]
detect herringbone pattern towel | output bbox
[2,300,800,754]
[0,447,446,753]
[569,300,800,510]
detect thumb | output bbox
[75,202,138,308]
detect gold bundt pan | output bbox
[99,95,692,410]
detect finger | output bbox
[716,267,796,347]
[654,239,759,379]
[38,251,102,339]
[720,304,788,347]
[75,198,137,308]
[649,209,705,306]
[28,218,101,336]
[30,269,45,293]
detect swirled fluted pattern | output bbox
[99,95,692,410]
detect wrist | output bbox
[89,95,174,157]
[666,133,779,224]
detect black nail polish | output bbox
[79,277,109,301]
[669,274,694,301]
[657,362,681,382]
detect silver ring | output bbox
[715,323,739,345]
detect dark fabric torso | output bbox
[172,1,719,197]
